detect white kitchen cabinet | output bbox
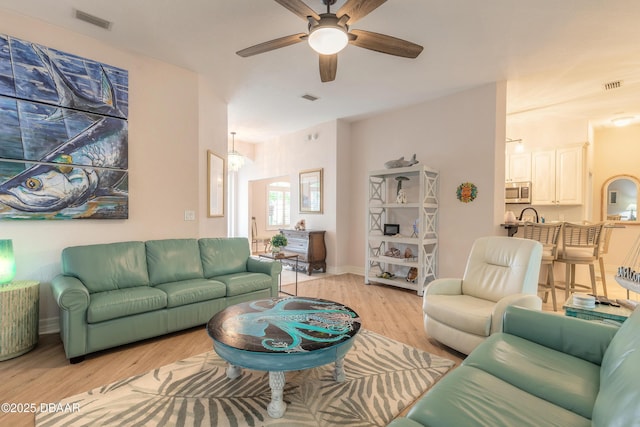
[531,145,584,205]
[365,165,438,296]
[506,152,532,182]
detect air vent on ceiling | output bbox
[603,80,622,91]
[301,94,319,102]
[74,9,112,30]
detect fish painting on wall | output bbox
[0,34,129,219]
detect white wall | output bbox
[198,76,229,237]
[593,123,640,273]
[236,121,339,270]
[335,120,352,272]
[237,83,508,279]
[0,10,227,331]
[345,82,507,278]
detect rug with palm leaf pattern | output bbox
[35,330,455,427]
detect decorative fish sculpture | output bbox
[384,154,419,169]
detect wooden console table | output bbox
[279,229,326,275]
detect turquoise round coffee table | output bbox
[207,297,361,418]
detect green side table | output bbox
[0,280,40,361]
[563,295,632,325]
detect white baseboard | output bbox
[338,265,365,276]
[40,316,59,335]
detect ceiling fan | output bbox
[236,0,424,82]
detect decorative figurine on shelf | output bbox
[411,218,419,237]
[385,248,401,258]
[294,219,306,231]
[404,247,413,259]
[395,176,409,203]
[270,234,288,258]
[406,267,418,283]
[384,154,419,169]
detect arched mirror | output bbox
[601,175,640,222]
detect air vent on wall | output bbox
[603,80,622,91]
[301,94,319,102]
[74,9,113,30]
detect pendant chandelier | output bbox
[227,131,245,172]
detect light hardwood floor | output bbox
[0,271,633,426]
[0,273,464,426]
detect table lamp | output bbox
[0,239,16,284]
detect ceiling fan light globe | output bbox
[308,26,348,55]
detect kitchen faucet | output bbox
[518,207,539,223]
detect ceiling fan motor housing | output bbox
[308,13,350,55]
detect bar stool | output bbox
[596,224,613,298]
[522,222,563,311]
[556,222,605,300]
[251,216,272,254]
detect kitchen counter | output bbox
[501,221,623,237]
[501,222,524,237]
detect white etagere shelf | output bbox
[365,164,439,296]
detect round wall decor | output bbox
[456,182,478,203]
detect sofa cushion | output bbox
[62,241,150,293]
[424,294,494,337]
[155,279,226,308]
[405,366,591,427]
[214,272,272,297]
[146,239,204,285]
[592,307,640,426]
[87,287,167,323]
[464,333,600,419]
[199,238,250,278]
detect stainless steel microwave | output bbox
[505,181,531,204]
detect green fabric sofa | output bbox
[51,237,281,363]
[388,305,640,427]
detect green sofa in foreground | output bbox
[51,238,281,363]
[389,305,640,427]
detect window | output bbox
[267,181,290,229]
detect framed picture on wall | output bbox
[299,168,323,214]
[208,150,225,217]
[609,190,618,205]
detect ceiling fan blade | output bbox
[319,54,337,83]
[274,0,320,21]
[236,33,307,57]
[350,29,423,58]
[337,0,387,25]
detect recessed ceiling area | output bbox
[2,0,640,141]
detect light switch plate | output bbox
[184,210,195,221]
